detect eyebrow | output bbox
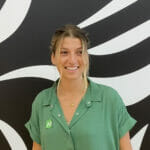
[60,47,82,50]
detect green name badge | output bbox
[46,119,52,128]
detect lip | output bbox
[64,66,79,71]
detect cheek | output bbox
[58,58,67,65]
[81,55,88,66]
[56,58,66,70]
[80,59,85,66]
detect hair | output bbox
[50,24,90,91]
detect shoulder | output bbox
[89,78,122,106]
[32,86,53,107]
[90,78,118,96]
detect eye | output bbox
[60,50,68,55]
[77,50,83,55]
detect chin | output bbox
[62,75,82,81]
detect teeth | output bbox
[66,66,78,70]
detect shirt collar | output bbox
[85,78,102,102]
[42,79,58,106]
[42,78,102,106]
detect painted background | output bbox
[0,0,149,149]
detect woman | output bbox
[25,24,136,150]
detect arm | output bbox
[32,142,42,150]
[119,132,132,150]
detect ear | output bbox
[51,53,56,65]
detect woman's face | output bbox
[51,37,88,81]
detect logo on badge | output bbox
[46,119,52,128]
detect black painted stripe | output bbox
[85,0,150,47]
[89,38,150,77]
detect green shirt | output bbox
[25,78,136,150]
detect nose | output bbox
[68,53,77,65]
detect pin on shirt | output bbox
[46,119,52,128]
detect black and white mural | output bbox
[0,0,149,149]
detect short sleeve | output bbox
[116,92,137,139]
[25,96,41,144]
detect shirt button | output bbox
[86,101,92,107]
[76,112,79,116]
[87,101,91,104]
[50,104,53,108]
[58,114,61,117]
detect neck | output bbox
[57,77,87,96]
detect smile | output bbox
[65,66,79,70]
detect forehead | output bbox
[60,37,82,49]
